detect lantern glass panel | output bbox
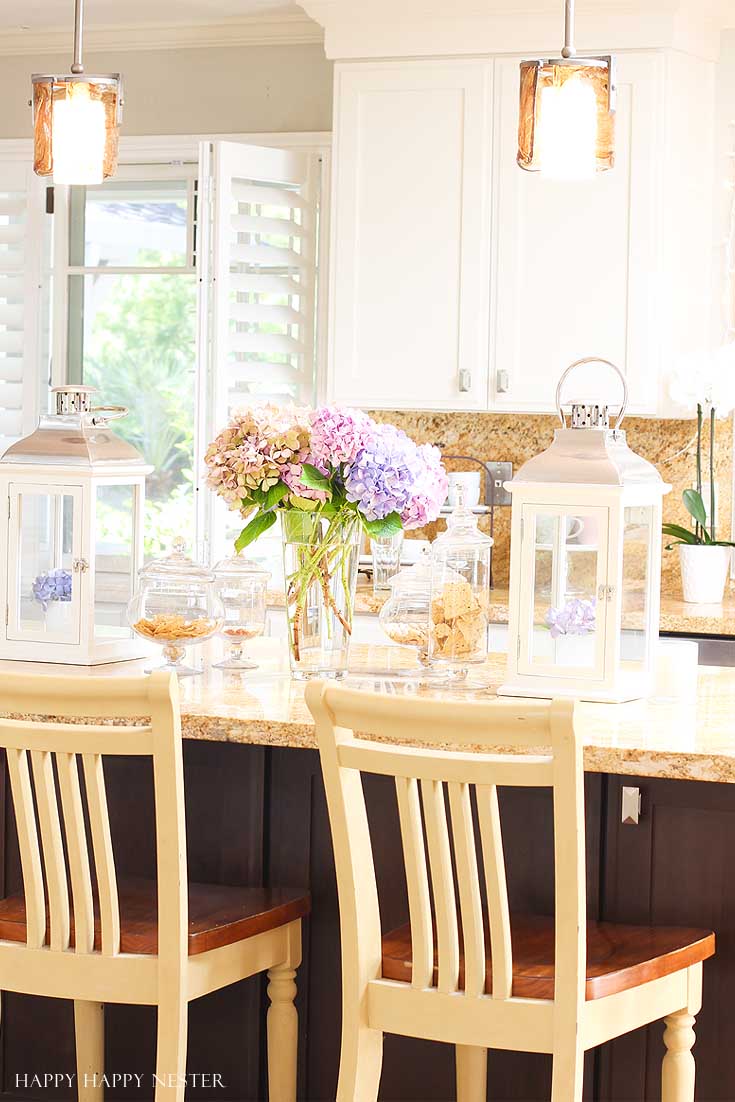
[621,504,654,668]
[94,483,137,641]
[10,487,79,643]
[525,506,606,674]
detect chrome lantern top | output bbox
[0,385,149,469]
[510,358,670,490]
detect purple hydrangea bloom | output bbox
[345,424,426,521]
[400,442,449,530]
[32,568,72,611]
[309,406,375,469]
[545,597,597,639]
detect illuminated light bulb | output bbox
[52,82,106,186]
[536,74,598,181]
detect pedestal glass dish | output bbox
[127,537,223,676]
[212,554,270,670]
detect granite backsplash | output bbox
[370,410,734,597]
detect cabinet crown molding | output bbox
[300,0,729,60]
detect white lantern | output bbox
[0,386,152,665]
[499,359,670,703]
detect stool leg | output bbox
[335,1017,382,1102]
[155,995,188,1100]
[456,1045,487,1102]
[74,1001,104,1101]
[551,1039,584,1102]
[267,963,299,1102]
[662,1010,697,1102]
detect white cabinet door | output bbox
[491,53,663,415]
[328,59,492,411]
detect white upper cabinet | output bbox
[327,59,492,410]
[326,49,714,416]
[491,53,663,414]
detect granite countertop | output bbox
[3,639,735,785]
[270,584,735,636]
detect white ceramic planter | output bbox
[678,544,732,604]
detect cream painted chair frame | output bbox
[306,683,703,1102]
[0,671,301,1102]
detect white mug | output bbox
[447,471,482,508]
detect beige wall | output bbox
[0,43,334,138]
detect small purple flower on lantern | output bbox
[344,424,426,521]
[545,597,596,639]
[32,569,72,612]
[309,406,375,469]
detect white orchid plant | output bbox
[663,344,735,548]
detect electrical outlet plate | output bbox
[487,461,513,507]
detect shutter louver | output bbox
[201,141,320,435]
[0,164,41,450]
[197,140,323,561]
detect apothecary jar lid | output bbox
[432,496,494,551]
[212,552,271,579]
[138,537,215,584]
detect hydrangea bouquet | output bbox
[205,404,447,672]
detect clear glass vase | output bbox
[281,511,361,679]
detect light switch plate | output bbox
[487,462,512,507]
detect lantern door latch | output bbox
[598,583,615,602]
[621,786,642,826]
[72,558,89,574]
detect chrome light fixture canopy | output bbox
[517,0,616,177]
[31,0,123,184]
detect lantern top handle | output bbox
[555,357,628,431]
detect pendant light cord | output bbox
[562,0,576,58]
[71,0,84,74]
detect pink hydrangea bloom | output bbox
[309,406,375,469]
[400,443,449,529]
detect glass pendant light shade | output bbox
[517,57,615,178]
[31,76,122,183]
[31,0,123,185]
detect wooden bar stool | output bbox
[306,684,714,1102]
[0,671,309,1101]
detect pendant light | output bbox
[31,0,123,185]
[517,0,615,179]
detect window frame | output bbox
[0,131,331,559]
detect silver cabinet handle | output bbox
[621,786,642,826]
[458,369,472,393]
[496,369,509,394]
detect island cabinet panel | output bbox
[598,775,735,1101]
[267,747,602,1101]
[0,743,268,1102]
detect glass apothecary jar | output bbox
[212,553,271,670]
[127,537,223,676]
[429,494,493,667]
[378,549,433,664]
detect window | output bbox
[40,134,328,568]
[59,166,198,559]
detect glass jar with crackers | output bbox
[127,537,223,677]
[429,491,493,668]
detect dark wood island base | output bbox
[0,741,730,1102]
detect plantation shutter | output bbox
[0,159,42,452]
[196,139,322,560]
[197,140,321,433]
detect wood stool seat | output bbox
[0,876,311,957]
[381,913,715,1000]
